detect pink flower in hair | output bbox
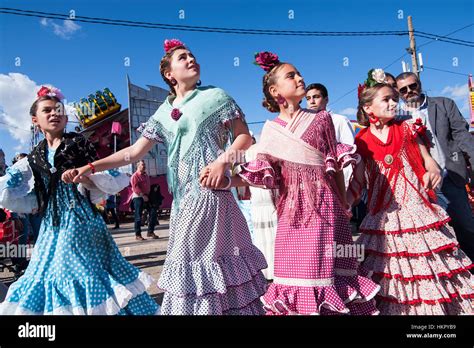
[253,51,280,72]
[37,85,64,101]
[164,39,185,53]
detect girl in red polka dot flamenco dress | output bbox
[348,69,474,315]
[206,52,382,315]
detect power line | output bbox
[329,23,474,109]
[0,8,409,35]
[0,121,30,132]
[418,23,474,49]
[424,66,471,77]
[2,7,472,46]
[415,33,474,47]
[0,8,410,37]
[384,24,474,70]
[416,29,474,44]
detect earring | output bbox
[196,80,201,87]
[368,113,381,126]
[170,79,177,86]
[276,95,286,105]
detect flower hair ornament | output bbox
[164,39,185,53]
[37,85,64,101]
[411,118,431,147]
[357,68,387,98]
[253,51,280,72]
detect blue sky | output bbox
[1,0,473,164]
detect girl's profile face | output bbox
[32,99,67,134]
[271,64,306,102]
[364,86,399,121]
[166,48,200,86]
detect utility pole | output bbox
[407,15,420,77]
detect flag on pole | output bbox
[111,121,122,135]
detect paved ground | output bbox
[0,219,171,305]
[0,217,361,306]
[111,220,170,305]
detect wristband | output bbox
[87,162,96,174]
[221,175,232,190]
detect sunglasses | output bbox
[399,82,418,95]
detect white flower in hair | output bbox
[371,69,386,84]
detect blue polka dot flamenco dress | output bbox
[0,153,159,315]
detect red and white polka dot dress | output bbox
[239,111,380,315]
[354,121,474,315]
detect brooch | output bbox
[384,154,394,165]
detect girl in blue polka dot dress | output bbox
[0,86,159,315]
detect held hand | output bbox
[423,170,442,190]
[204,161,227,189]
[62,169,79,183]
[200,172,231,190]
[423,158,442,190]
[143,195,149,202]
[199,166,210,184]
[73,165,92,184]
[199,171,210,188]
[200,162,227,189]
[77,175,95,189]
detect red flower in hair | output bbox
[357,84,366,99]
[37,86,51,98]
[36,85,64,101]
[164,39,185,53]
[253,51,280,72]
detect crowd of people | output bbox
[0,38,473,315]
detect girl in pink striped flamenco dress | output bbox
[200,52,381,315]
[348,69,474,315]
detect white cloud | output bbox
[0,74,78,148]
[0,73,39,145]
[337,107,357,117]
[40,18,81,40]
[440,84,470,113]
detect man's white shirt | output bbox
[328,112,355,189]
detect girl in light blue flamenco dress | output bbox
[0,86,159,315]
[72,40,268,315]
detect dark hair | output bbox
[305,83,328,98]
[12,153,28,165]
[262,62,289,113]
[356,83,397,127]
[395,72,422,94]
[159,45,188,96]
[29,95,63,116]
[385,72,396,81]
[395,72,419,82]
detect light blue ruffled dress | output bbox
[0,151,159,315]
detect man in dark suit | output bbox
[396,72,474,265]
